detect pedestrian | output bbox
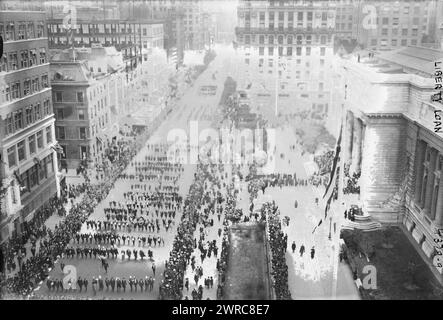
[291,241,296,253]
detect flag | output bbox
[323,124,343,199]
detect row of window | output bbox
[370,38,418,47]
[49,37,137,47]
[55,126,88,141]
[246,11,330,22]
[19,154,55,197]
[0,73,49,105]
[414,141,443,221]
[0,48,47,73]
[4,99,52,136]
[49,23,160,35]
[255,46,327,57]
[7,126,53,169]
[244,34,330,45]
[0,21,46,42]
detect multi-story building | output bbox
[50,46,124,174]
[235,0,336,118]
[331,46,443,282]
[47,18,163,72]
[334,0,433,51]
[0,10,59,242]
[119,0,185,67]
[182,0,206,50]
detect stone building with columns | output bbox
[332,46,443,280]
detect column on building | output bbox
[434,170,443,227]
[414,140,426,205]
[424,148,438,216]
[344,111,354,167]
[350,117,363,174]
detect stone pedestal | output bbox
[422,241,435,259]
[412,227,423,244]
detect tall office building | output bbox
[235,0,337,119]
[0,10,59,242]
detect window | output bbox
[78,109,85,120]
[382,28,388,36]
[30,49,38,66]
[43,99,51,115]
[278,35,283,45]
[8,52,18,70]
[55,91,62,102]
[34,103,41,121]
[259,35,265,44]
[56,126,65,140]
[320,47,326,56]
[296,47,302,56]
[56,108,64,120]
[79,127,87,139]
[18,22,26,40]
[29,135,36,154]
[37,131,43,149]
[287,35,293,45]
[39,48,46,64]
[20,50,29,68]
[46,126,52,143]
[0,53,7,72]
[27,22,34,39]
[14,110,23,130]
[6,114,13,134]
[32,77,39,93]
[37,21,44,37]
[29,165,38,188]
[287,47,292,56]
[402,28,408,36]
[298,12,303,21]
[17,140,26,162]
[392,39,398,46]
[25,106,33,125]
[259,47,264,55]
[24,79,31,96]
[7,146,16,168]
[80,146,88,159]
[306,47,311,56]
[401,39,407,46]
[268,47,274,55]
[6,22,15,41]
[42,74,49,88]
[77,92,84,103]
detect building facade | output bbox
[47,18,165,72]
[50,46,124,175]
[333,46,443,281]
[0,10,59,242]
[235,0,336,118]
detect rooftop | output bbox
[376,46,443,76]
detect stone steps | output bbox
[341,219,382,232]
